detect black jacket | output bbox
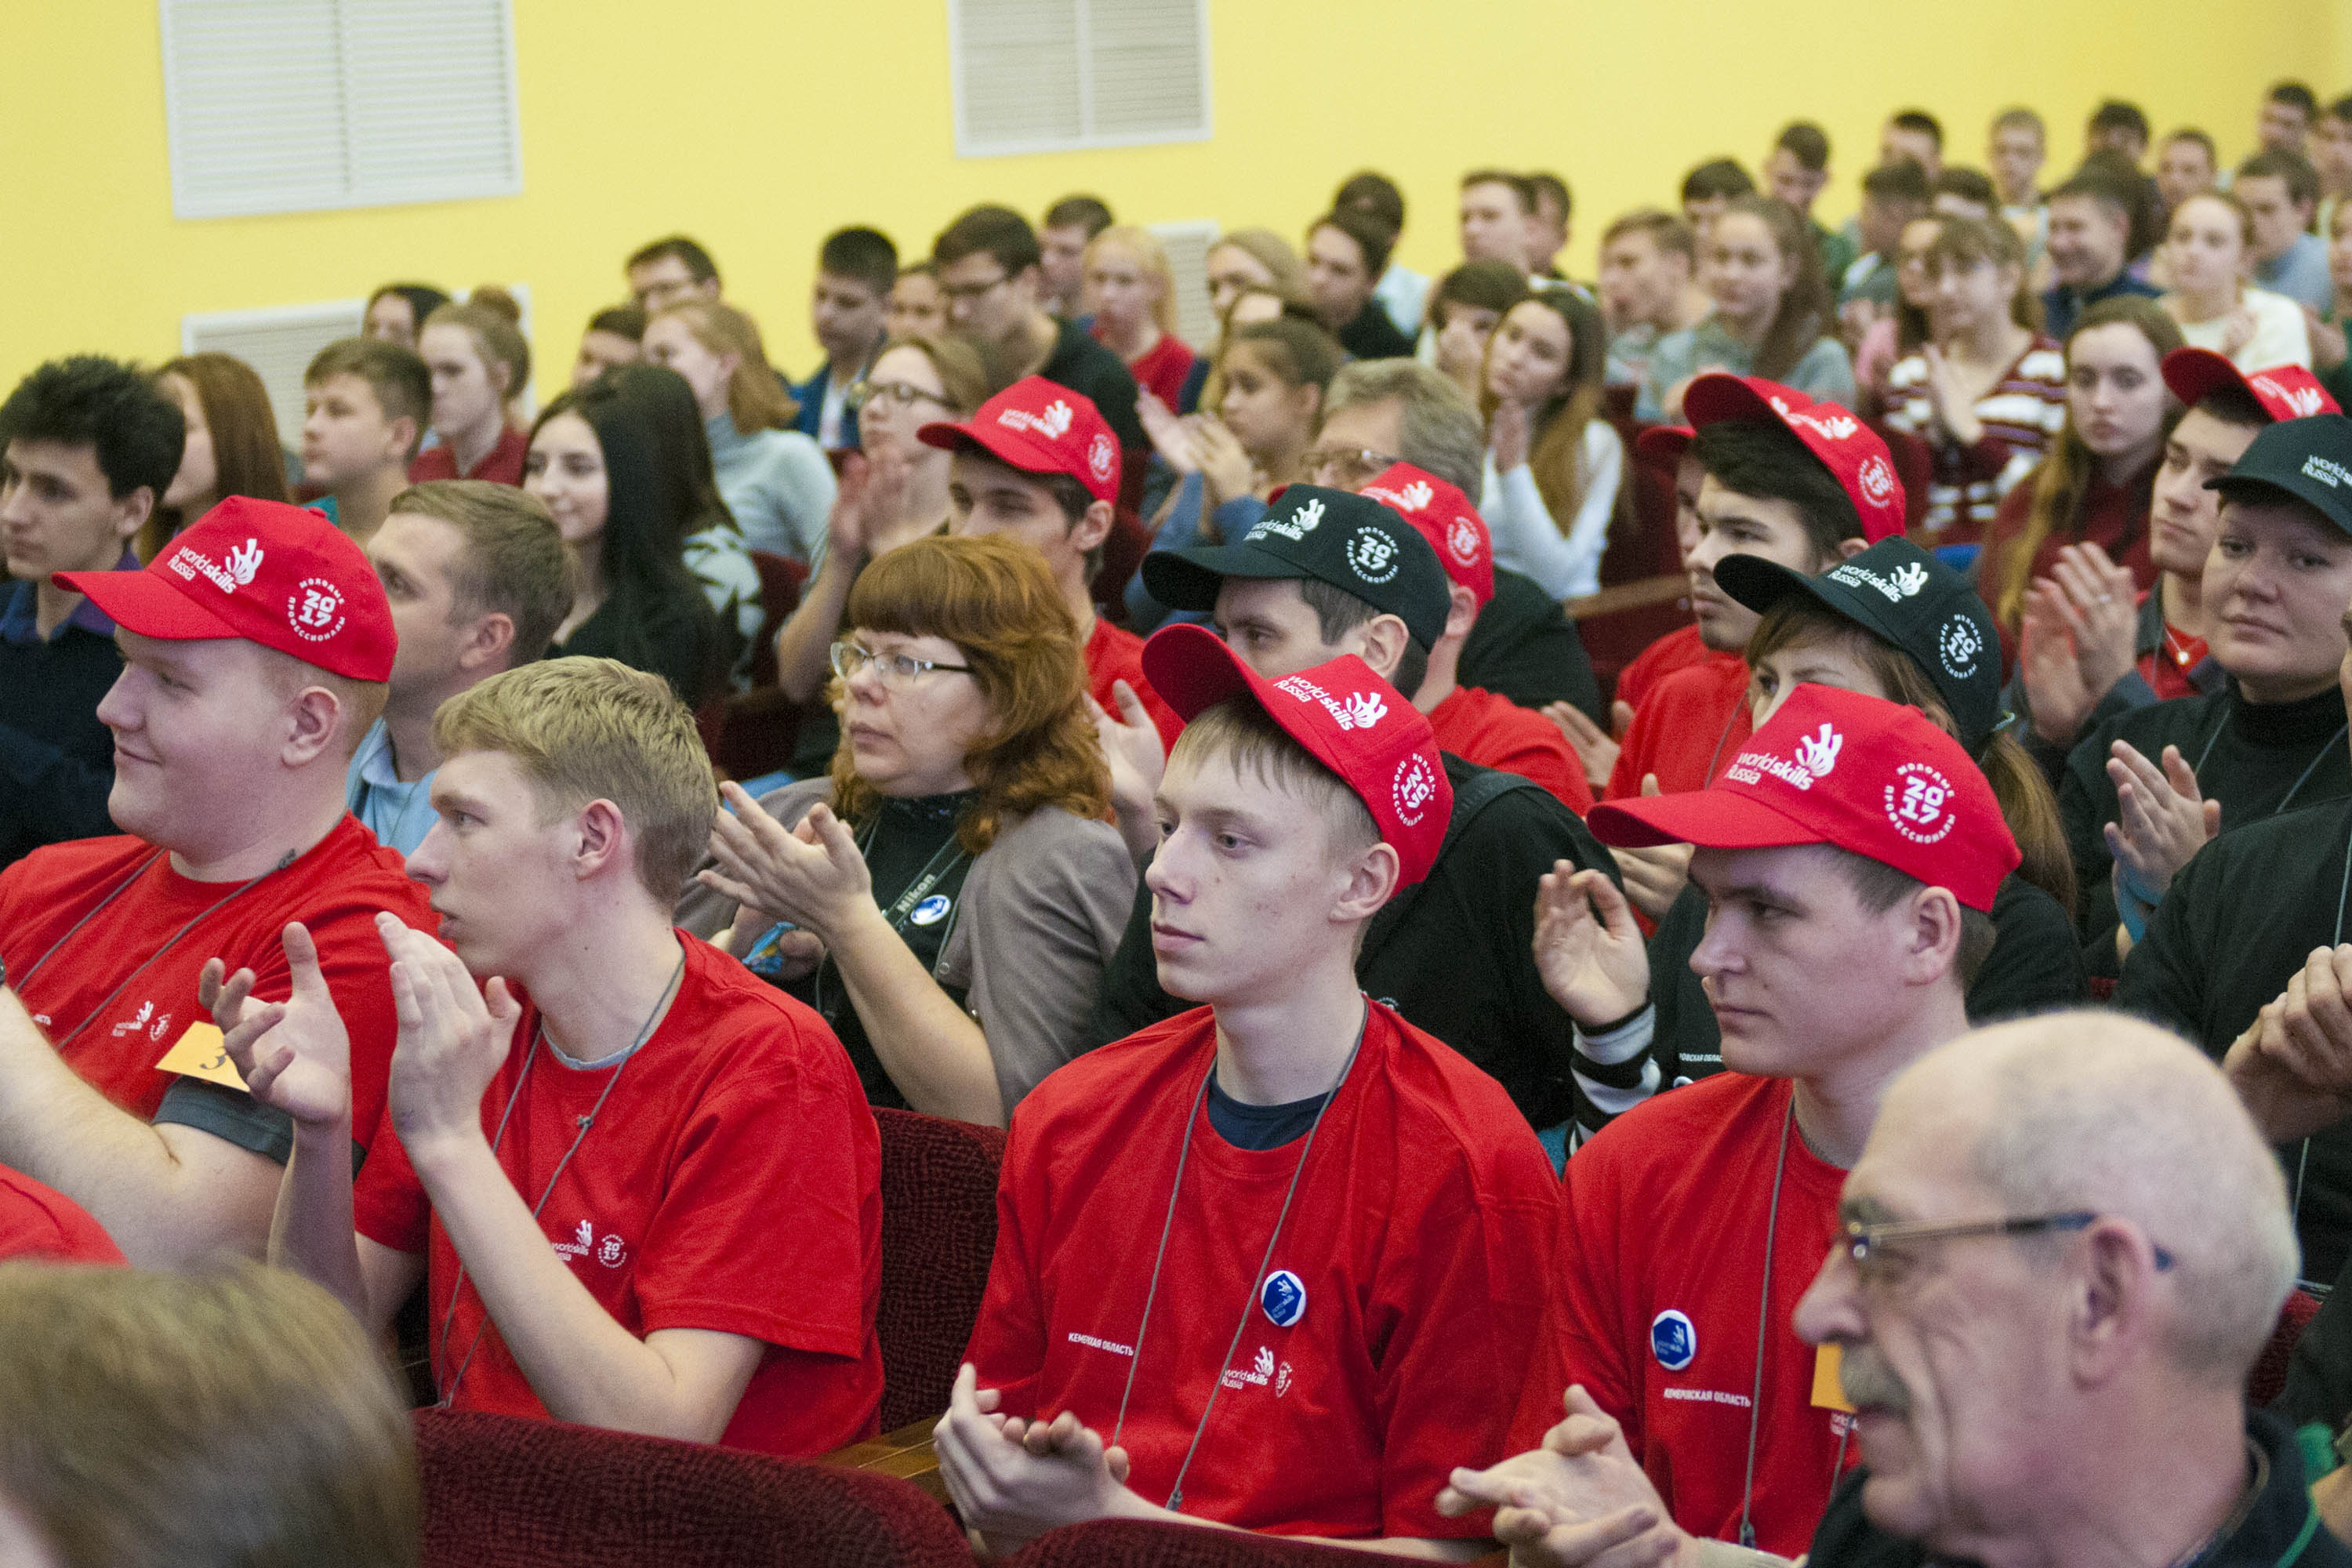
[0,618,122,869]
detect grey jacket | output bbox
[677,778,1136,1113]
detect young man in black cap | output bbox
[2114,412,2352,1287]
[2061,414,2352,976]
[1091,485,1624,1148]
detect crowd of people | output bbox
[14,78,2352,1568]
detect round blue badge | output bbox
[1650,1308,1697,1372]
[1260,1269,1308,1329]
[909,894,952,927]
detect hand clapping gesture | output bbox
[701,786,876,943]
[199,922,352,1131]
[2018,543,2138,746]
[1534,863,1652,1029]
[1437,1385,1694,1568]
[376,913,522,1156]
[2103,739,2220,920]
[934,1363,1139,1555]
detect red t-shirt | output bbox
[1107,332,1200,413]
[0,1164,124,1264]
[967,1002,1560,1541]
[1512,1075,1853,1559]
[0,818,436,1145]
[1613,626,1715,713]
[2143,615,2210,703]
[408,426,529,487]
[352,935,884,1457]
[1607,657,1755,800]
[1087,616,1185,754]
[1427,685,1593,815]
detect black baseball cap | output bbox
[1139,485,1451,650]
[1715,537,2003,755]
[2208,413,2352,538]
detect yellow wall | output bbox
[5,1,2347,397]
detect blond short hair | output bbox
[387,480,573,662]
[433,655,718,902]
[0,1260,418,1568]
[1168,696,1378,868]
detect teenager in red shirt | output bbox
[207,657,884,1455]
[1461,687,2018,1559]
[0,1164,122,1264]
[1359,461,1592,813]
[938,625,1558,1552]
[925,376,1182,752]
[0,497,431,1265]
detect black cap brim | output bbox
[1141,540,1321,612]
[1714,552,1911,655]
[2208,471,2352,537]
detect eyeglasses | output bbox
[1840,1210,2176,1289]
[829,641,975,686]
[847,379,956,415]
[937,271,1011,304]
[1301,445,1402,488]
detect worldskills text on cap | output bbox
[1357,462,1494,608]
[1142,622,1452,886]
[916,374,1121,505]
[1140,485,1452,651]
[1586,684,2020,911]
[1683,374,1907,543]
[2161,348,2340,423]
[55,495,395,681]
[1714,538,2003,755]
[2206,413,2352,539]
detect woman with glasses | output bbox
[684,534,1134,1125]
[773,335,991,774]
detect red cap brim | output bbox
[2161,347,2245,412]
[1682,376,1787,431]
[1141,622,1258,721]
[1635,425,1695,466]
[52,568,239,642]
[1588,787,1832,853]
[917,416,1065,479]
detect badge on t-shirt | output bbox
[1810,1343,1857,1412]
[909,895,952,927]
[1260,1269,1307,1328]
[1650,1308,1697,1371]
[153,1022,249,1091]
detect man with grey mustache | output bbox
[1442,1013,2349,1568]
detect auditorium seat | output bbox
[702,550,811,781]
[412,1408,969,1568]
[1577,411,1693,702]
[2249,1287,2322,1409]
[874,1106,1009,1430]
[1007,1519,1416,1566]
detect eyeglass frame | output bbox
[1840,1210,2176,1285]
[829,640,977,686]
[846,379,956,416]
[936,270,1014,304]
[1302,445,1404,487]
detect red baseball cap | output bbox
[56,496,395,681]
[1142,622,1452,887]
[2161,348,2340,423]
[1683,375,1907,543]
[1586,684,2018,911]
[1634,425,1695,468]
[1357,462,1493,608]
[917,374,1121,504]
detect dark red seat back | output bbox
[874,1107,1009,1430]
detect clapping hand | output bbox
[199,922,352,1130]
[1534,865,1652,1029]
[2103,739,2220,910]
[701,787,876,942]
[1438,1385,1693,1568]
[934,1364,1138,1555]
[377,913,520,1156]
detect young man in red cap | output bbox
[1606,376,1904,808]
[938,622,1558,1555]
[207,657,884,1455]
[0,496,434,1264]
[921,374,1181,751]
[2015,352,2339,778]
[1358,462,1592,812]
[1475,685,2018,1559]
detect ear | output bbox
[572,797,632,883]
[1332,838,1402,925]
[114,485,156,542]
[281,684,345,768]
[488,358,514,401]
[1832,535,1871,563]
[1071,497,1115,555]
[1896,884,1965,983]
[1442,583,1479,641]
[1294,381,1326,429]
[2067,1216,2169,1386]
[387,415,420,465]
[715,350,742,387]
[456,612,519,675]
[1353,614,1412,682]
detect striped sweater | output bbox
[1882,336,2068,541]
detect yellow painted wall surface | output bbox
[3,2,2345,394]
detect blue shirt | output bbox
[345,717,436,857]
[2041,272,2163,340]
[0,550,132,646]
[2255,232,2335,315]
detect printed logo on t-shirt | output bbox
[552,1218,630,1269]
[910,894,952,927]
[1937,613,1983,681]
[111,1001,156,1038]
[287,578,347,642]
[1884,761,1958,844]
[1221,1344,1280,1392]
[1260,1269,1308,1328]
[1651,1308,1698,1372]
[1345,526,1399,585]
[1249,495,1325,544]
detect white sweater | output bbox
[2171,287,2313,371]
[1479,419,1625,601]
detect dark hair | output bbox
[1681,158,1757,205]
[1933,166,1998,210]
[1602,209,1697,263]
[1889,109,1944,147]
[1994,107,2045,140]
[2163,127,2219,163]
[1527,171,1572,225]
[1429,260,1530,325]
[2089,100,2152,146]
[1460,169,1537,212]
[2238,147,2323,210]
[1690,418,1861,559]
[1863,160,1933,205]
[1334,171,1406,234]
[1839,852,1999,985]
[2078,148,2168,256]
[2049,162,2142,222]
[1297,575,1431,697]
[626,235,720,288]
[365,283,450,335]
[1715,195,1835,384]
[1043,194,1113,236]
[1482,291,1610,550]
[305,338,430,459]
[586,303,646,340]
[934,204,1043,275]
[818,227,898,295]
[2270,82,2321,118]
[1311,207,1395,280]
[2328,94,2352,126]
[1230,318,1346,394]
[1776,121,1830,172]
[2194,383,2271,430]
[0,356,185,501]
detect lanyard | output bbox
[812,817,971,1021]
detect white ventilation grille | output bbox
[950,0,1210,157]
[1149,220,1221,350]
[160,0,523,220]
[180,300,367,448]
